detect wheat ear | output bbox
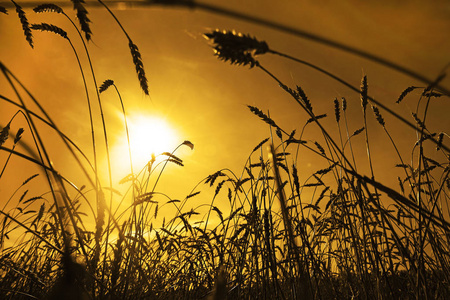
[12,0,33,48]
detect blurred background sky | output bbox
[0,0,449,214]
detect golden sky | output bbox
[1,0,449,216]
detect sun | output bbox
[129,115,177,157]
[113,113,179,173]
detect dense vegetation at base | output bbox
[1,1,449,299]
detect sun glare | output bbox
[113,114,179,173]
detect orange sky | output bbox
[1,1,449,218]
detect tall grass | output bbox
[1,3,449,300]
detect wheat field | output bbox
[1,1,449,299]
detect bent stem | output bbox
[268,49,449,152]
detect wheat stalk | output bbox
[247,105,281,130]
[11,0,33,48]
[31,23,68,39]
[128,40,149,95]
[96,0,150,95]
[70,0,92,41]
[205,29,269,54]
[33,3,63,14]
[0,123,10,147]
[204,29,263,68]
[206,29,449,151]
[396,86,420,104]
[371,105,385,127]
[360,75,368,111]
[98,79,114,93]
[334,98,340,123]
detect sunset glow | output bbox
[114,114,179,172]
[1,1,449,298]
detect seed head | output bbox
[205,29,269,68]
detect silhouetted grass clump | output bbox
[1,3,449,300]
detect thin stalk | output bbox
[50,12,115,291]
[342,107,358,171]
[269,50,449,153]
[111,83,134,188]
[0,63,95,188]
[192,1,450,94]
[43,8,100,191]
[0,95,95,173]
[414,92,435,300]
[257,62,357,174]
[0,210,63,254]
[66,36,99,180]
[6,0,450,93]
[269,144,313,298]
[1,65,72,257]
[0,111,22,179]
